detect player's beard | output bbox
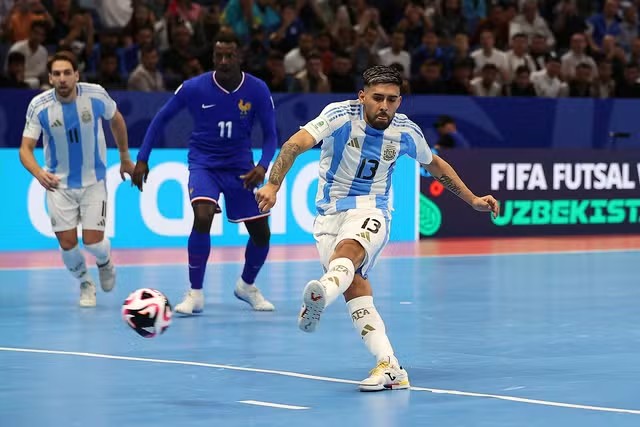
[55,84,73,99]
[367,112,392,130]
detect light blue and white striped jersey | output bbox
[22,83,117,189]
[303,100,433,217]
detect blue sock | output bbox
[188,230,211,290]
[241,239,269,285]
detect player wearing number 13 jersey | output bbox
[133,33,278,314]
[256,65,500,392]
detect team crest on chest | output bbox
[81,110,92,123]
[382,144,397,161]
[238,99,252,115]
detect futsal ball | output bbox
[122,288,172,338]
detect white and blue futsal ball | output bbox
[122,288,172,338]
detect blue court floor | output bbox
[1,250,640,426]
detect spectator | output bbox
[615,62,640,97]
[561,33,598,79]
[7,20,48,89]
[586,0,621,48]
[378,30,411,79]
[328,50,357,93]
[552,0,588,52]
[446,58,474,94]
[0,51,29,88]
[509,0,556,48]
[4,0,53,44]
[505,33,536,81]
[592,60,616,98]
[433,0,467,42]
[471,62,502,96]
[290,50,330,93]
[411,30,446,76]
[505,65,537,96]
[284,32,314,76]
[618,5,638,53]
[531,54,566,97]
[568,62,594,97]
[471,30,508,80]
[87,49,126,90]
[260,50,290,93]
[410,59,447,94]
[433,115,471,149]
[128,44,164,92]
[529,33,550,71]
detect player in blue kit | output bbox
[19,51,135,307]
[132,33,277,314]
[257,65,499,391]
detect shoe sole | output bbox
[79,300,96,308]
[359,380,410,392]
[175,307,203,315]
[298,280,326,333]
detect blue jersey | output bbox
[303,100,433,218]
[22,83,117,189]
[137,72,277,171]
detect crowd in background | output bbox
[1,0,640,97]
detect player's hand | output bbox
[255,183,278,213]
[132,161,149,191]
[36,169,59,191]
[240,165,266,189]
[120,159,135,181]
[471,195,500,218]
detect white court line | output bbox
[239,400,309,410]
[1,248,639,272]
[1,346,639,415]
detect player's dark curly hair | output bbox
[214,32,241,47]
[362,65,403,88]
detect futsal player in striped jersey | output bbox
[256,65,500,391]
[132,33,277,314]
[19,51,135,307]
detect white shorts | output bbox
[313,208,390,278]
[46,181,107,233]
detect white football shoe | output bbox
[79,280,97,308]
[174,289,204,315]
[234,279,275,311]
[359,357,410,392]
[97,259,116,292]
[297,280,327,333]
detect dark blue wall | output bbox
[2,89,640,149]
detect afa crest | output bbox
[238,99,252,115]
[81,110,92,123]
[382,145,397,161]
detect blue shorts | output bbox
[188,167,269,223]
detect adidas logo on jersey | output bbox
[347,138,360,148]
[97,219,106,227]
[356,231,371,242]
[51,119,63,128]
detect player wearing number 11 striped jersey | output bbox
[256,65,500,392]
[133,33,278,314]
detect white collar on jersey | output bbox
[212,71,245,94]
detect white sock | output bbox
[319,257,355,306]
[84,238,111,265]
[347,296,397,364]
[61,245,89,282]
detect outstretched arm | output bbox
[132,94,184,191]
[255,128,317,212]
[424,154,500,218]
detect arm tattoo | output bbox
[436,174,462,196]
[268,143,302,186]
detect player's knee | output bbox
[247,219,270,247]
[335,239,365,259]
[192,202,216,232]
